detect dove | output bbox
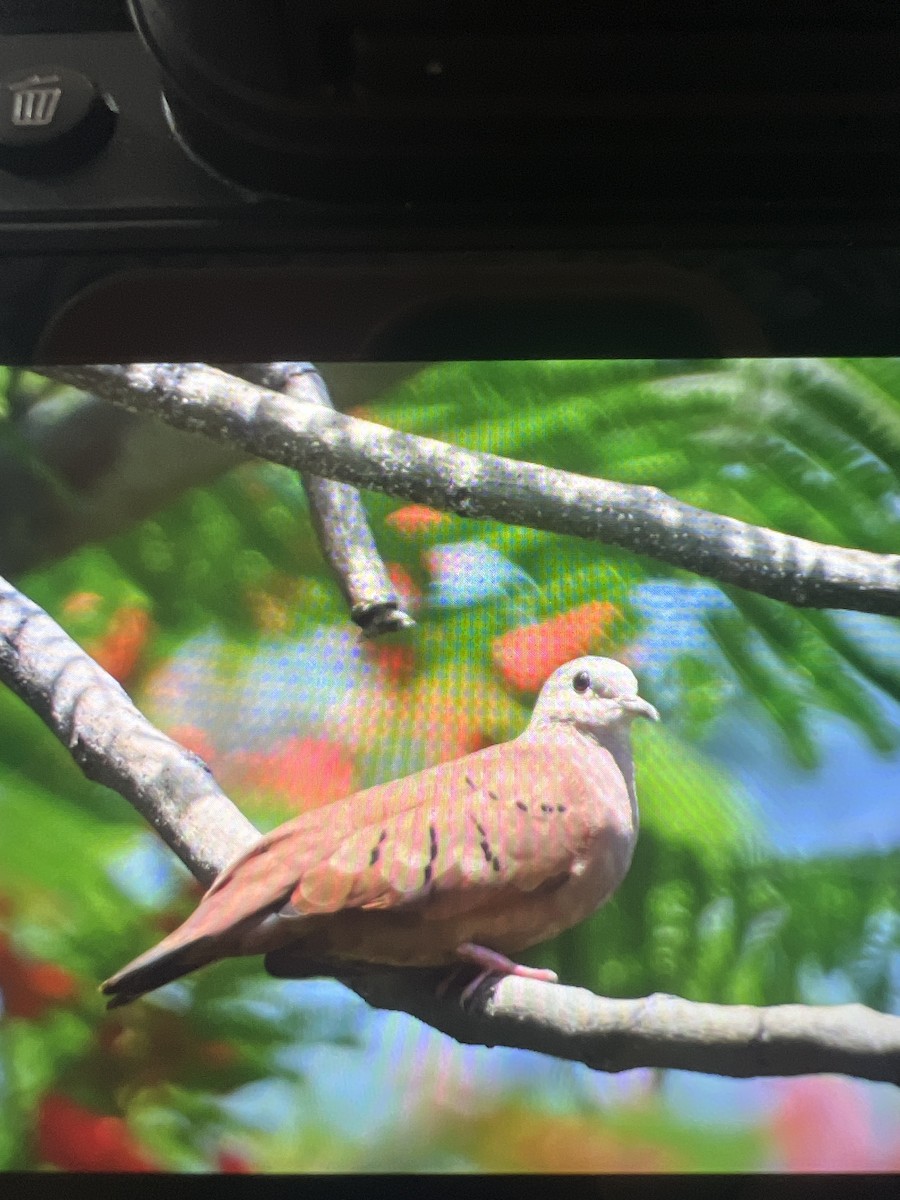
[101,656,658,1007]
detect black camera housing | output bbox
[3,1,900,363]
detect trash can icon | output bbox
[8,75,62,127]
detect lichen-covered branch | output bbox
[0,573,897,1084]
[42,363,900,616]
[348,971,899,1085]
[0,575,258,885]
[224,363,414,636]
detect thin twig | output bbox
[42,364,900,617]
[224,363,414,636]
[0,573,897,1084]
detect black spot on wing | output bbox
[473,819,493,865]
[369,829,388,866]
[423,824,439,887]
[516,801,528,813]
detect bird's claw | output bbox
[435,943,558,1008]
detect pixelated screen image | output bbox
[0,359,898,1172]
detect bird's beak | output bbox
[621,696,660,722]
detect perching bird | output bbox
[101,656,658,1007]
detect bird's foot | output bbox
[449,943,558,1006]
[434,964,466,1001]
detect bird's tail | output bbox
[100,933,218,1009]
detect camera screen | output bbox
[0,358,897,1173]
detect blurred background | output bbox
[0,358,898,1172]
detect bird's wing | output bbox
[287,738,625,920]
[168,736,625,943]
[168,739,534,942]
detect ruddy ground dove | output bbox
[102,656,658,1007]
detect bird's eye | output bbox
[572,670,591,694]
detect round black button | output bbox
[0,65,116,175]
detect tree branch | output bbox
[0,575,258,886]
[224,363,414,636]
[42,363,900,617]
[1,572,897,1084]
[348,971,900,1086]
[0,364,424,582]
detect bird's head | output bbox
[529,656,659,738]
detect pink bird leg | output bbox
[438,942,558,1005]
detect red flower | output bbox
[217,1150,254,1173]
[226,736,355,811]
[37,1093,157,1172]
[385,505,448,537]
[332,678,490,766]
[386,562,423,614]
[493,601,619,693]
[364,643,418,686]
[0,935,78,1020]
[61,591,103,618]
[88,605,154,684]
[770,1077,898,1171]
[167,724,219,767]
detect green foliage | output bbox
[0,369,58,420]
[541,833,898,1010]
[0,768,142,964]
[377,358,900,765]
[16,357,899,765]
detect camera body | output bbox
[3,1,900,362]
